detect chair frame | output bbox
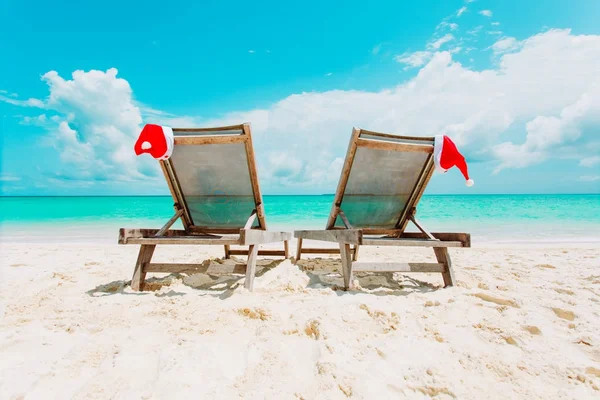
[294,127,471,289]
[119,123,291,291]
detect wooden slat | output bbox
[434,247,455,287]
[339,243,354,289]
[362,238,463,248]
[119,228,240,245]
[173,124,244,133]
[352,262,445,273]
[294,229,363,245]
[361,228,404,235]
[131,244,155,291]
[188,227,245,234]
[295,248,356,254]
[338,210,353,229]
[173,135,247,145]
[326,127,362,229]
[284,241,290,258]
[398,232,471,247]
[356,138,433,153]
[145,263,247,274]
[164,159,194,228]
[242,123,267,230]
[155,209,183,237]
[228,249,287,256]
[239,229,292,245]
[160,160,193,228]
[397,157,435,232]
[358,129,434,142]
[245,245,259,291]
[244,210,258,230]
[296,237,303,260]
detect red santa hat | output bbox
[134,124,174,160]
[433,135,474,186]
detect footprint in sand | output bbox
[472,293,520,308]
[553,308,576,321]
[523,325,542,335]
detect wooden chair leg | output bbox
[224,245,231,259]
[244,245,259,291]
[339,243,354,290]
[433,247,455,287]
[295,238,303,261]
[284,240,290,258]
[131,244,156,291]
[352,245,359,261]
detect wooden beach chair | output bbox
[294,128,471,289]
[119,124,292,291]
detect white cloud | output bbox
[0,174,21,182]
[372,44,382,55]
[0,94,45,108]
[580,156,600,167]
[487,30,503,36]
[428,34,455,50]
[579,175,600,182]
[490,37,520,53]
[248,50,255,54]
[6,30,600,192]
[437,22,459,31]
[479,10,493,17]
[395,51,433,68]
[325,72,333,76]
[457,7,467,17]
[467,25,483,36]
[491,22,500,26]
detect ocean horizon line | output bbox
[1,193,599,198]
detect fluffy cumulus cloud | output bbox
[5,68,159,184]
[4,28,600,193]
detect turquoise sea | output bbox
[1,195,599,244]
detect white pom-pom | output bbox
[141,141,152,150]
[466,179,474,187]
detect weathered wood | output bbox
[224,245,231,259]
[145,262,247,274]
[119,229,240,245]
[242,124,267,230]
[155,209,184,237]
[356,138,433,153]
[358,129,434,142]
[294,229,362,245]
[165,159,194,228]
[244,245,259,291]
[339,243,354,290]
[239,229,292,245]
[296,238,303,261]
[174,135,247,145]
[409,215,436,240]
[295,248,358,255]
[338,210,353,229]
[434,247,455,287]
[352,262,445,273]
[352,245,359,261]
[284,240,290,258]
[131,245,156,291]
[361,238,463,248]
[397,157,435,232]
[398,232,470,247]
[188,227,245,234]
[228,249,287,256]
[173,124,244,133]
[326,127,361,229]
[361,228,405,235]
[160,160,193,228]
[244,210,258,230]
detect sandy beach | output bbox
[1,240,599,399]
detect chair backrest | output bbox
[160,124,266,234]
[326,128,435,234]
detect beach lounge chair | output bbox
[119,124,292,291]
[294,128,471,289]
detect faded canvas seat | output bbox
[119,124,291,291]
[294,128,471,289]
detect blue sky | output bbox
[1,0,599,195]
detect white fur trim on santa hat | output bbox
[466,179,474,187]
[157,126,174,160]
[433,135,447,173]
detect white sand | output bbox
[1,241,599,399]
